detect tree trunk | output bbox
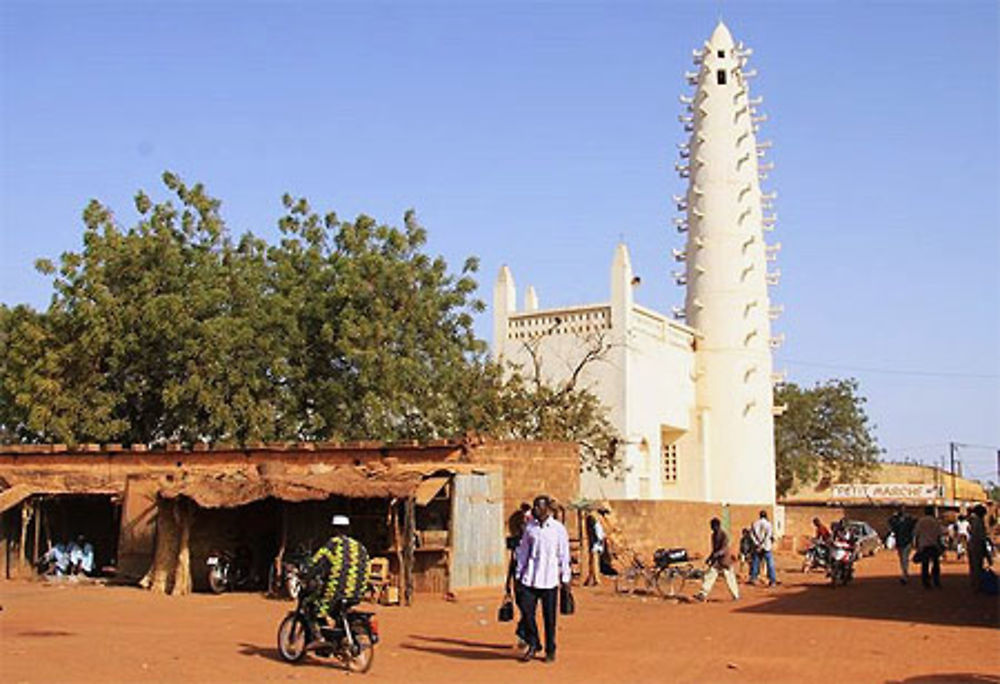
[170,499,193,596]
[146,499,179,594]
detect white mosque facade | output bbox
[492,22,781,506]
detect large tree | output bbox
[0,172,621,472]
[773,378,882,497]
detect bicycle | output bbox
[613,548,704,599]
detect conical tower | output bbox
[675,22,781,504]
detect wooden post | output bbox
[391,499,403,601]
[170,499,193,596]
[19,500,32,577]
[403,497,416,606]
[32,498,42,568]
[272,501,288,596]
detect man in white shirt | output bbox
[514,495,571,663]
[749,509,777,587]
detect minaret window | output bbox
[716,69,727,85]
[717,50,725,58]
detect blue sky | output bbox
[1,1,997,480]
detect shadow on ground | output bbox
[237,642,338,670]
[885,674,1000,684]
[399,634,516,662]
[736,574,998,629]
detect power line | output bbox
[776,358,1000,379]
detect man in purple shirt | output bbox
[514,495,571,663]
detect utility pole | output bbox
[949,441,957,503]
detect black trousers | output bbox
[516,584,558,655]
[920,546,941,587]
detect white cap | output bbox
[331,514,350,527]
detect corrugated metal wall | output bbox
[449,471,505,589]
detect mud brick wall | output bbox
[603,500,773,561]
[467,441,580,521]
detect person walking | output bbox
[738,528,754,579]
[694,518,739,602]
[968,504,990,592]
[583,512,606,586]
[749,510,777,587]
[954,514,971,560]
[888,507,916,584]
[514,495,572,664]
[913,506,943,589]
[504,503,531,647]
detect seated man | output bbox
[68,535,95,576]
[42,541,71,576]
[303,515,371,642]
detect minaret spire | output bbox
[675,21,780,505]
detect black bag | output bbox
[653,547,688,568]
[599,549,618,576]
[498,595,514,622]
[559,585,575,616]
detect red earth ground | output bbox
[1,551,997,683]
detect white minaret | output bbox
[677,22,780,505]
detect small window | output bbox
[662,441,678,484]
[717,49,725,58]
[716,69,727,85]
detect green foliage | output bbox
[0,172,620,473]
[773,378,882,497]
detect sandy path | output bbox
[1,552,997,683]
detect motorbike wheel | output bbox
[277,614,309,663]
[344,632,374,673]
[208,565,228,594]
[655,569,686,598]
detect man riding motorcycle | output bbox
[303,515,371,646]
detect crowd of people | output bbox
[888,504,994,591]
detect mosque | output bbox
[492,22,781,506]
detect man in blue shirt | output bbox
[514,495,571,663]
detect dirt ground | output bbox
[1,551,997,683]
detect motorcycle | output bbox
[269,547,311,600]
[206,545,256,594]
[801,538,830,573]
[277,580,378,673]
[826,537,857,587]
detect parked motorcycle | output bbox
[801,539,830,573]
[269,547,311,600]
[277,580,378,673]
[206,545,256,594]
[826,537,857,587]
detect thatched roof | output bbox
[156,462,470,509]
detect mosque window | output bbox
[661,430,679,484]
[717,50,725,58]
[716,69,727,85]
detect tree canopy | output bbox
[0,173,620,473]
[773,378,882,497]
